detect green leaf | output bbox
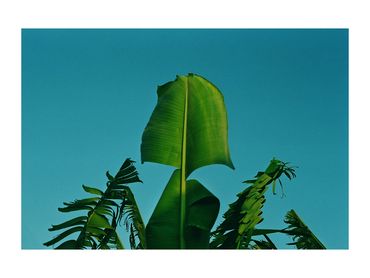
[86,226,107,236]
[100,199,119,207]
[55,240,78,249]
[63,197,100,205]
[95,205,114,217]
[120,185,146,249]
[58,205,93,213]
[251,238,277,250]
[82,185,104,196]
[146,170,220,249]
[185,179,221,248]
[105,190,124,200]
[43,226,84,247]
[48,216,87,231]
[243,179,257,184]
[107,159,143,185]
[45,157,143,249]
[141,73,234,176]
[116,175,142,185]
[106,171,114,181]
[211,158,296,249]
[108,184,127,190]
[252,228,286,236]
[141,74,233,248]
[61,197,99,211]
[284,209,326,249]
[272,179,277,195]
[115,159,143,184]
[88,212,112,229]
[113,231,124,249]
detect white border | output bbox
[1,0,369,277]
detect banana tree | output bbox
[141,73,234,248]
[210,158,325,249]
[44,159,145,249]
[44,74,325,249]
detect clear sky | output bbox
[22,29,348,249]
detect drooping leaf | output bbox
[44,158,143,250]
[44,226,84,247]
[284,209,326,249]
[63,197,100,206]
[86,226,107,236]
[95,205,115,217]
[100,199,119,208]
[106,171,114,181]
[210,185,266,249]
[129,224,136,249]
[58,205,93,213]
[82,185,104,196]
[121,185,146,249]
[113,231,124,249]
[185,179,221,248]
[55,240,78,249]
[146,170,220,249]
[88,212,112,229]
[252,228,286,236]
[211,158,296,249]
[114,159,143,184]
[250,237,277,250]
[48,216,87,231]
[59,197,99,212]
[141,73,234,176]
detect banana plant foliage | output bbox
[44,74,327,250]
[210,159,297,249]
[209,158,325,249]
[44,159,145,249]
[284,209,326,249]
[141,73,234,248]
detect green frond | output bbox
[111,158,143,185]
[210,158,296,249]
[44,158,143,249]
[44,226,84,247]
[82,185,104,196]
[55,240,78,249]
[121,186,146,249]
[48,216,87,231]
[284,209,326,249]
[250,236,277,250]
[63,197,100,207]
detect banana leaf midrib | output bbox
[179,76,189,248]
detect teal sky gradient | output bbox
[22,29,348,249]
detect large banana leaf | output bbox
[141,73,234,176]
[141,74,233,248]
[146,170,220,249]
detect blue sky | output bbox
[22,29,348,249]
